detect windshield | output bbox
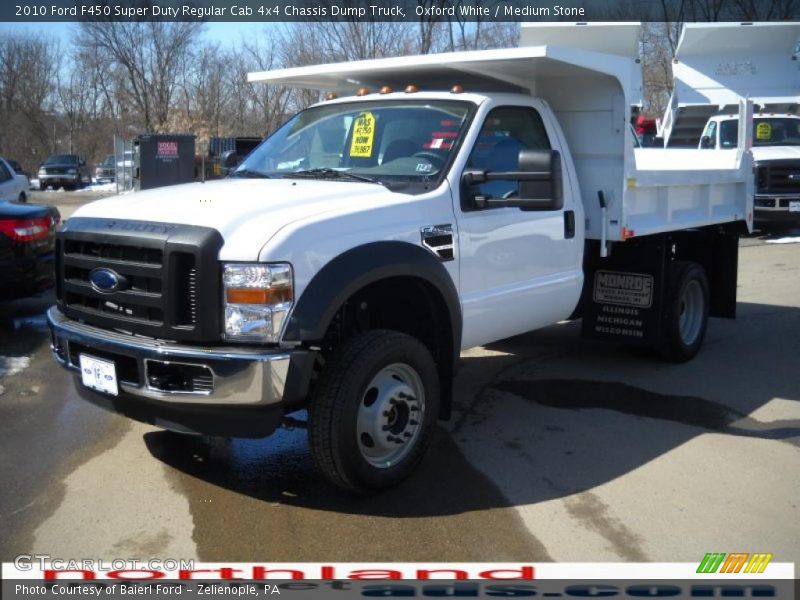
[235,99,474,189]
[45,154,79,165]
[720,118,800,148]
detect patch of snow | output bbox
[30,178,39,188]
[0,356,31,378]
[766,237,800,244]
[82,182,119,192]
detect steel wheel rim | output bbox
[678,279,704,346]
[356,363,425,469]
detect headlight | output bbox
[38,168,46,176]
[67,168,77,174]
[222,263,293,343]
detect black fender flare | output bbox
[283,241,462,370]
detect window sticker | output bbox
[430,138,444,149]
[349,112,376,157]
[756,121,772,141]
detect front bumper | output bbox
[754,194,800,222]
[39,174,80,187]
[47,307,315,436]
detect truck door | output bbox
[456,103,583,349]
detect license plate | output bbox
[79,354,118,396]
[789,201,800,213]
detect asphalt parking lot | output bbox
[1,191,798,565]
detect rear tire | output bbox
[308,330,440,494]
[661,261,709,362]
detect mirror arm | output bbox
[484,171,551,181]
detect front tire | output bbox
[18,192,26,203]
[308,330,440,494]
[661,261,709,362]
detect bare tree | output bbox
[79,20,204,132]
[0,34,61,170]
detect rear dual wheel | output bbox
[308,330,440,494]
[662,261,709,362]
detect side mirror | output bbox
[515,149,562,211]
[461,149,562,211]
[700,135,714,149]
[221,150,242,171]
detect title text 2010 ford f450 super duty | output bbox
[48,23,754,493]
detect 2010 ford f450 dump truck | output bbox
[48,23,754,493]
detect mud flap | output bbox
[581,238,667,347]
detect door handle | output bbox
[564,210,575,239]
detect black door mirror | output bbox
[221,150,242,172]
[700,135,714,149]
[461,149,562,211]
[515,149,562,211]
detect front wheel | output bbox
[308,330,440,493]
[661,261,709,362]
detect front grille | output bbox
[756,161,800,194]
[56,217,223,343]
[45,167,68,175]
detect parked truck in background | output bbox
[47,23,754,493]
[658,22,800,226]
[699,112,800,225]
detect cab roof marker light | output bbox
[356,87,370,96]
[405,84,419,93]
[380,85,393,94]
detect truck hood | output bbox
[71,178,407,260]
[751,146,800,162]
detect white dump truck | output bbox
[659,22,800,224]
[48,23,753,493]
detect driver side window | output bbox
[466,106,550,200]
[0,161,11,183]
[701,121,717,148]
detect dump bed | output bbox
[660,22,800,147]
[250,23,753,241]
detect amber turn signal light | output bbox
[226,287,293,305]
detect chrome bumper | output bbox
[754,193,800,212]
[47,307,291,406]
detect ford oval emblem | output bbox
[89,268,126,293]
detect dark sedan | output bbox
[0,200,60,300]
[38,154,92,191]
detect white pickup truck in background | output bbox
[699,111,800,224]
[48,23,753,493]
[659,22,800,225]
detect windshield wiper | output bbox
[284,168,380,185]
[230,168,271,179]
